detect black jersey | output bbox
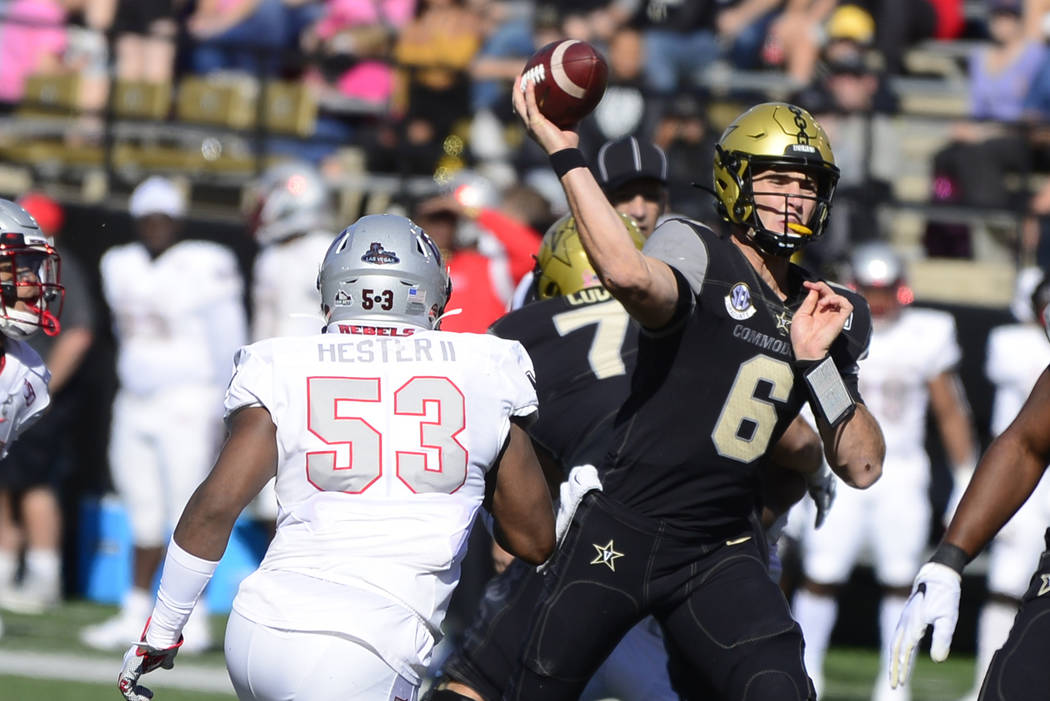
[490,287,639,471]
[599,218,872,536]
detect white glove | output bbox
[538,464,602,572]
[889,562,962,689]
[118,630,183,701]
[806,464,836,529]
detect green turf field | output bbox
[0,600,975,700]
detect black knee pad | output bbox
[741,670,813,701]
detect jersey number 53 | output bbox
[305,376,468,494]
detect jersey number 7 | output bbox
[305,376,468,494]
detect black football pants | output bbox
[504,491,814,701]
[979,527,1050,700]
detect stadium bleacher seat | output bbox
[114,80,172,121]
[177,75,258,129]
[19,73,81,115]
[263,81,317,137]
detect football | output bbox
[520,39,608,129]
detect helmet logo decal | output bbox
[788,106,811,143]
[407,286,427,315]
[724,282,757,320]
[334,290,352,306]
[361,242,400,265]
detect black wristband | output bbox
[929,543,971,575]
[794,355,825,373]
[549,148,587,179]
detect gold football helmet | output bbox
[713,102,840,255]
[535,212,644,300]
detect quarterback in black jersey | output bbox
[511,89,886,700]
[437,214,824,701]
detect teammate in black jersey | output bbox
[891,354,1050,695]
[510,90,886,699]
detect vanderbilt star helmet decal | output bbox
[590,540,624,571]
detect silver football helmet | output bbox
[850,241,903,287]
[246,161,332,246]
[318,214,450,329]
[0,199,63,339]
[849,241,912,320]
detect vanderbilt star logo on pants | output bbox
[591,540,624,571]
[1039,574,1050,596]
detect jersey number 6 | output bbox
[305,376,468,494]
[711,356,795,463]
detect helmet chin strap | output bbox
[434,307,462,327]
[40,308,60,336]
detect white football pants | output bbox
[108,386,223,547]
[224,610,418,701]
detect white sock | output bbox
[793,588,838,697]
[876,595,909,693]
[973,600,1018,691]
[0,550,16,587]
[24,548,60,586]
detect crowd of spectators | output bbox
[5,2,1050,269]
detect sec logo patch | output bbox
[724,282,756,320]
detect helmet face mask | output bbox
[0,200,63,339]
[317,214,450,329]
[535,212,644,300]
[713,102,840,256]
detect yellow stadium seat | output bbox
[19,73,81,115]
[176,76,258,128]
[263,81,317,137]
[114,81,173,120]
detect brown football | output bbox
[519,39,608,129]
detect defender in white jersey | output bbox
[115,214,555,701]
[81,176,247,653]
[245,162,337,527]
[793,242,977,701]
[0,199,65,638]
[955,270,1050,701]
[247,161,336,341]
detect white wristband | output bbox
[145,538,219,648]
[801,355,856,428]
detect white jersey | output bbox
[858,307,961,469]
[226,322,538,683]
[985,323,1050,436]
[100,240,245,396]
[0,338,50,459]
[251,230,335,341]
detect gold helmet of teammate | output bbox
[535,212,644,300]
[712,102,840,256]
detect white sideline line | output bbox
[0,649,236,694]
